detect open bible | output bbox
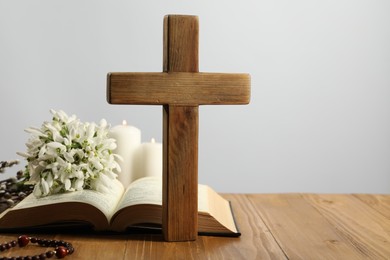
[0,177,240,236]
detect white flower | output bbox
[19,109,120,197]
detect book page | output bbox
[13,179,125,221]
[198,184,210,213]
[115,176,162,212]
[205,186,238,233]
[116,177,214,213]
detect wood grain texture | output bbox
[163,15,199,73]
[354,194,390,218]
[247,193,365,259]
[56,234,128,259]
[303,194,390,259]
[107,72,251,105]
[222,194,287,259]
[0,194,389,259]
[162,15,199,241]
[163,105,198,241]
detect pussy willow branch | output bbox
[0,160,19,173]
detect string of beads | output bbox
[0,235,74,260]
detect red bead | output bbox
[17,235,30,247]
[55,246,68,259]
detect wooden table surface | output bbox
[0,193,389,259]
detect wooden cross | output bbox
[107,15,250,241]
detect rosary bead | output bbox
[45,251,54,258]
[54,247,68,259]
[17,235,30,247]
[41,240,49,246]
[38,253,46,260]
[67,246,74,255]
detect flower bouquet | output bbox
[18,110,121,197]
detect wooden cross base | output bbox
[107,15,250,241]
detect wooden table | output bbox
[0,194,389,259]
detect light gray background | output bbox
[1,1,389,193]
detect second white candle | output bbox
[134,138,162,180]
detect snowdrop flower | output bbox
[18,109,120,197]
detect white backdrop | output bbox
[1,0,389,193]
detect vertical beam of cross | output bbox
[162,15,199,241]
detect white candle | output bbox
[108,120,141,187]
[135,138,162,180]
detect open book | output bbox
[0,177,240,236]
